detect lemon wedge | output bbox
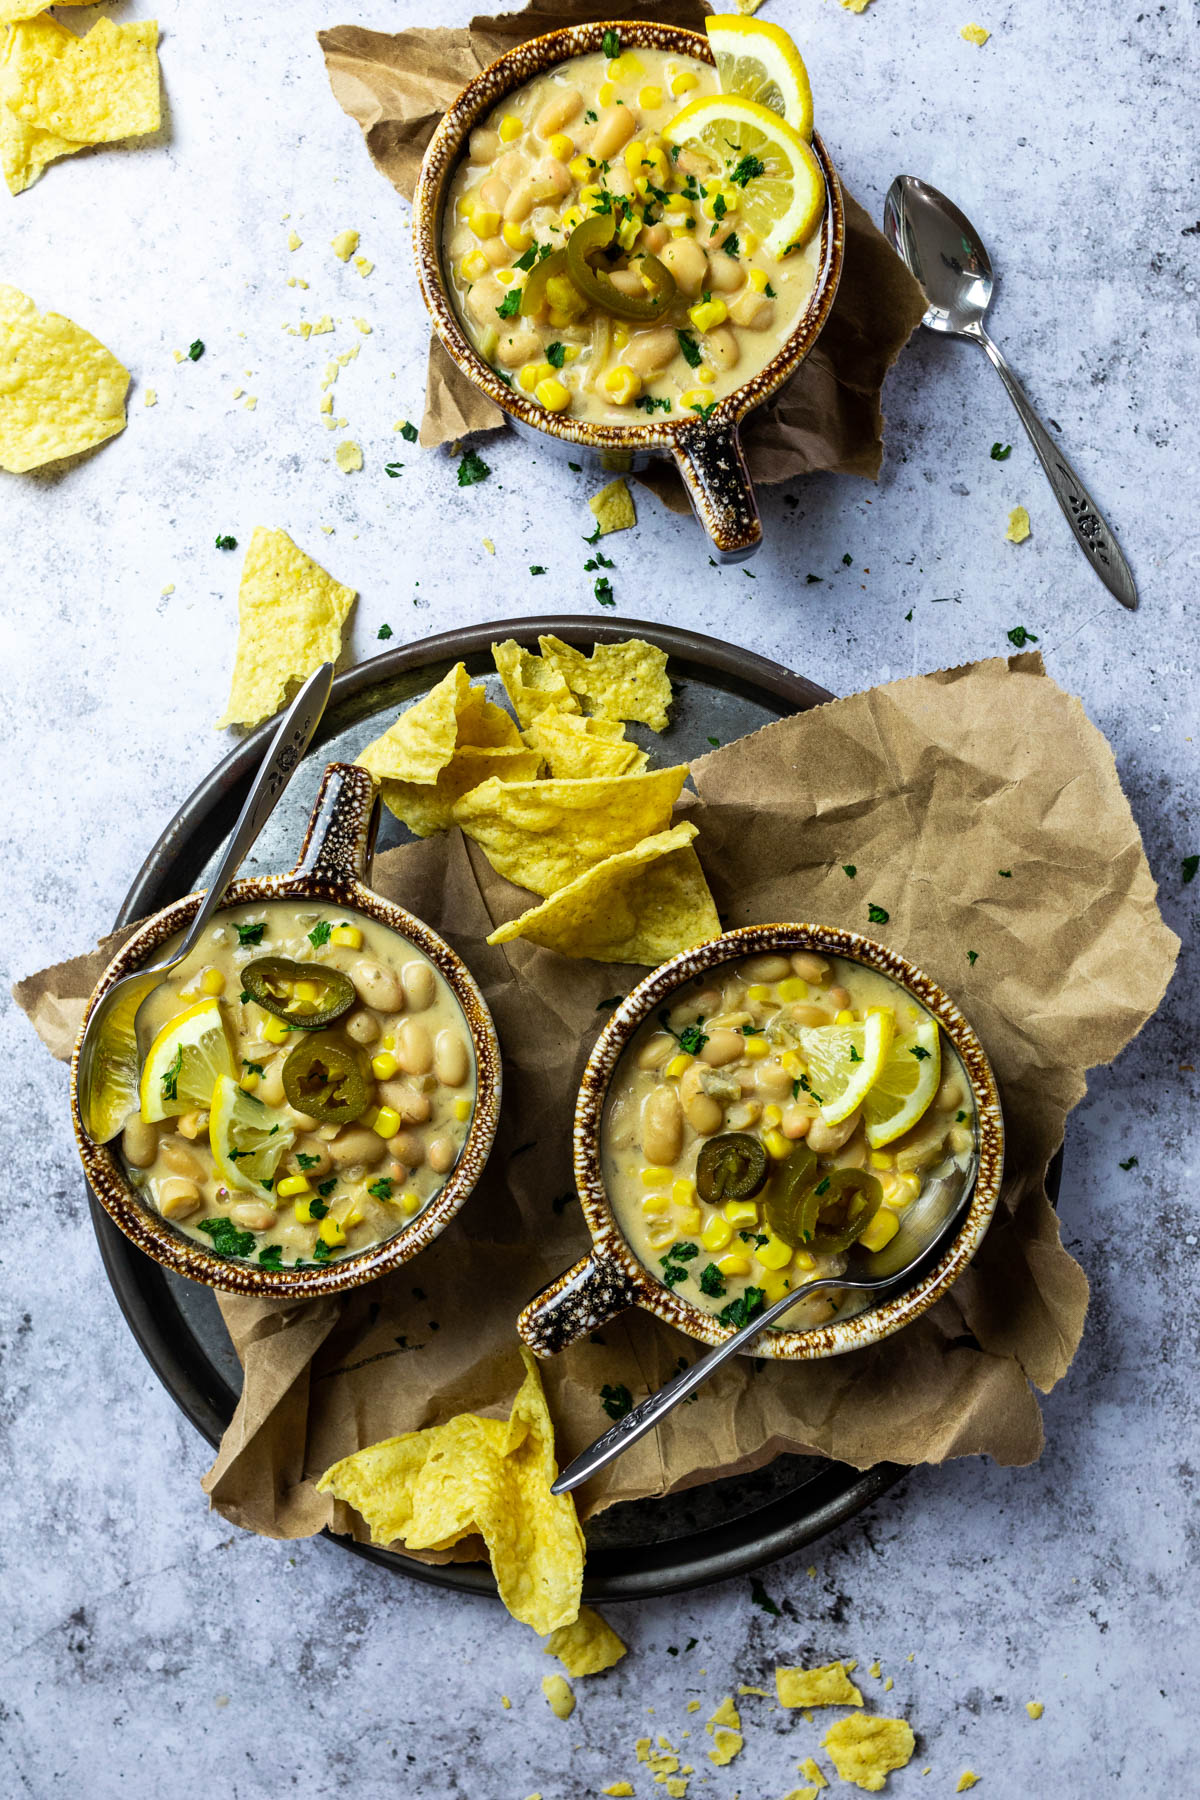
[796,1007,894,1127]
[209,1075,295,1195]
[661,94,825,259]
[705,15,814,139]
[139,998,236,1123]
[863,1015,942,1149]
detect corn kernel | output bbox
[330,923,363,949]
[496,268,518,286]
[836,1008,856,1025]
[381,1034,395,1052]
[293,1197,317,1223]
[459,250,490,282]
[763,1104,783,1128]
[499,114,523,143]
[616,214,641,252]
[755,1232,793,1271]
[701,1214,734,1252]
[545,273,585,315]
[547,309,575,330]
[372,1106,402,1139]
[454,1098,472,1122]
[199,967,226,997]
[371,1052,399,1080]
[859,1207,900,1253]
[579,183,603,208]
[535,376,571,412]
[238,1070,259,1093]
[744,1036,769,1061]
[664,193,693,215]
[764,1128,791,1160]
[262,1014,291,1045]
[644,144,671,183]
[671,222,696,237]
[740,229,759,254]
[603,363,642,406]
[277,1174,311,1199]
[688,297,728,333]
[562,345,580,361]
[641,1166,672,1187]
[624,139,647,175]
[777,975,807,1000]
[319,1215,347,1248]
[869,1150,893,1170]
[665,1053,693,1079]
[568,154,592,182]
[746,985,771,1003]
[456,195,475,219]
[401,1191,422,1216]
[760,1267,793,1304]
[598,81,615,105]
[560,204,585,234]
[294,979,323,1006]
[672,1178,697,1207]
[781,1050,802,1075]
[679,387,712,410]
[469,207,502,240]
[671,70,698,95]
[896,1171,922,1203]
[794,1249,816,1271]
[639,84,663,110]
[676,1206,702,1233]
[340,1203,365,1229]
[548,132,574,161]
[717,1252,751,1277]
[749,268,770,294]
[643,1199,671,1223]
[647,1220,676,1251]
[697,364,715,386]
[518,362,541,392]
[178,986,198,1002]
[612,324,630,348]
[723,1198,759,1228]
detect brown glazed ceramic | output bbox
[71,764,502,1298]
[518,923,1004,1360]
[413,21,845,563]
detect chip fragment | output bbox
[776,1662,865,1709]
[542,1674,576,1720]
[1005,505,1031,543]
[538,634,672,731]
[960,24,991,46]
[522,711,648,781]
[543,1606,627,1676]
[589,475,636,536]
[492,638,580,728]
[0,283,129,471]
[2,13,160,145]
[820,1716,915,1792]
[486,822,720,965]
[707,1728,743,1766]
[453,766,689,898]
[216,528,356,729]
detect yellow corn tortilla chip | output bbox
[538,635,672,732]
[0,97,85,194]
[776,1662,865,1709]
[522,711,648,780]
[541,1674,576,1720]
[456,683,523,750]
[2,14,160,145]
[0,283,128,472]
[588,475,636,536]
[318,1349,583,1636]
[1,1,96,19]
[216,528,356,730]
[492,638,580,729]
[543,1607,627,1677]
[821,1716,915,1792]
[379,746,541,838]
[453,766,689,898]
[357,664,519,790]
[486,821,720,965]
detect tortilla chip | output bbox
[357,664,473,787]
[456,683,523,750]
[453,766,689,898]
[541,1674,575,1720]
[0,98,85,194]
[315,1432,436,1549]
[821,1717,915,1792]
[379,746,541,837]
[2,14,160,145]
[777,1662,865,1709]
[543,1608,627,1677]
[216,528,356,729]
[1,1,96,19]
[492,638,580,729]
[486,821,720,965]
[538,635,672,731]
[589,476,636,536]
[0,283,129,471]
[522,711,648,780]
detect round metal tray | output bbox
[92,615,1041,1600]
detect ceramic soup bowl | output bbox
[518,923,1003,1360]
[413,20,844,563]
[71,763,502,1298]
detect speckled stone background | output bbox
[2,2,1196,1795]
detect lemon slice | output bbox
[863,1015,942,1149]
[661,94,825,259]
[796,1007,894,1127]
[209,1075,295,1195]
[139,998,236,1123]
[705,15,814,139]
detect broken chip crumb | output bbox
[482,537,495,554]
[244,397,257,411]
[883,1676,894,1692]
[232,387,244,400]
[868,1662,882,1679]
[500,1694,511,1708]
[798,1758,828,1789]
[0,283,129,471]
[776,1663,865,1710]
[705,1696,741,1735]
[588,475,636,536]
[542,1674,575,1720]
[737,1684,770,1698]
[734,0,764,12]
[635,1737,652,1763]
[664,1782,688,1799]
[354,318,372,334]
[1005,505,1031,543]
[839,0,874,11]
[961,24,991,45]
[543,1607,626,1677]
[602,1786,634,1797]
[355,255,374,277]
[161,582,174,596]
[336,440,363,473]
[685,1701,701,1714]
[143,388,157,407]
[331,228,360,261]
[1025,1701,1043,1720]
[807,1565,818,1578]
[956,1776,980,1792]
[707,1728,742,1767]
[822,1716,915,1792]
[287,230,302,251]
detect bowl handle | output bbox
[518,1249,639,1358]
[290,762,380,884]
[671,417,762,562]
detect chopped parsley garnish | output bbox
[529,564,547,575]
[197,1217,255,1258]
[904,608,913,621]
[659,1009,708,1056]
[601,27,621,59]
[161,1045,183,1105]
[214,534,237,550]
[399,421,419,443]
[378,623,394,639]
[967,949,979,965]
[750,1576,781,1615]
[849,1045,861,1062]
[699,1262,727,1298]
[584,108,597,124]
[717,1286,765,1330]
[712,193,727,222]
[308,920,332,949]
[316,1178,337,1198]
[867,903,890,924]
[584,521,603,544]
[258,1244,284,1269]
[296,1152,322,1170]
[239,990,252,1004]
[600,1381,632,1421]
[496,288,522,320]
[999,869,1012,878]
[660,1258,689,1287]
[584,551,614,571]
[568,460,582,471]
[911,1045,931,1060]
[236,922,266,946]
[730,154,765,187]
[1119,1156,1139,1170]
[545,341,566,368]
[740,1023,764,1036]
[956,1110,969,1123]
[1007,625,1039,647]
[312,1239,333,1262]
[813,1177,831,1197]
[707,735,720,747]
[764,281,776,297]
[594,576,615,606]
[1182,855,1199,885]
[457,448,491,486]
[384,462,404,478]
[842,864,857,878]
[308,1198,329,1219]
[635,394,672,414]
[806,573,823,584]
[513,244,539,272]
[187,340,205,361]
[241,1059,264,1076]
[676,330,702,369]
[723,233,740,258]
[990,442,1013,460]
[842,552,853,566]
[367,1177,394,1200]
[688,400,718,421]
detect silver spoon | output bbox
[552,1158,977,1496]
[77,662,335,1142]
[883,174,1137,611]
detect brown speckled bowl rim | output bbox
[413,22,845,450]
[69,775,502,1300]
[572,923,1003,1359]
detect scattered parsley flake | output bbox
[308,920,332,948]
[529,564,547,576]
[602,27,621,59]
[911,1045,931,1060]
[368,1177,394,1201]
[750,1576,781,1615]
[842,864,857,878]
[730,154,765,187]
[718,1287,765,1330]
[161,1045,183,1105]
[707,735,720,747]
[867,903,890,924]
[1182,855,1199,884]
[904,608,913,621]
[545,341,566,369]
[967,950,979,965]
[600,1381,632,1421]
[258,1245,284,1270]
[496,288,522,320]
[377,623,393,639]
[723,233,740,258]
[594,575,615,606]
[1007,625,1039,647]
[197,1217,255,1258]
[296,1152,322,1171]
[688,400,717,421]
[842,552,853,566]
[699,1262,726,1298]
[187,340,204,361]
[676,330,702,369]
[1119,1156,1139,1170]
[806,573,822,584]
[568,460,582,472]
[398,421,419,443]
[990,442,1013,460]
[849,1045,861,1062]
[457,448,490,486]
[214,534,237,550]
[384,462,404,478]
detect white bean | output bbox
[729,290,774,330]
[344,1008,381,1047]
[427,1136,458,1174]
[352,959,403,1012]
[807,1108,862,1154]
[161,1139,203,1179]
[790,952,829,982]
[699,1029,743,1067]
[394,1019,434,1076]
[158,1177,201,1220]
[329,1128,386,1170]
[641,1087,683,1165]
[590,104,636,161]
[402,961,436,1012]
[624,327,678,375]
[434,1030,470,1088]
[535,86,583,140]
[230,1201,278,1232]
[659,237,708,297]
[637,1034,675,1071]
[379,1080,432,1124]
[122,1118,159,1168]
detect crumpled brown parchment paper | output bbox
[16,654,1178,1554]
[317,0,929,513]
